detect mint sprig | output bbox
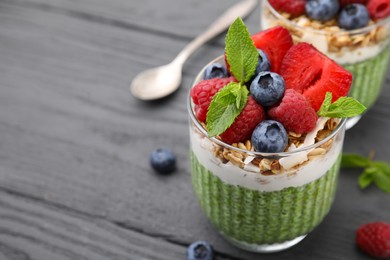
[206,17,258,137]
[225,17,258,84]
[206,82,248,137]
[342,153,390,194]
[318,92,366,118]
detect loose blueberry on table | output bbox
[149,148,176,174]
[186,241,214,260]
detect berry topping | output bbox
[187,241,214,260]
[251,120,288,153]
[149,148,176,174]
[268,0,307,16]
[356,222,390,259]
[204,63,230,80]
[280,43,352,111]
[190,77,236,122]
[251,26,293,74]
[305,0,340,21]
[339,0,368,7]
[253,49,271,77]
[339,4,370,29]
[220,96,266,144]
[367,0,390,20]
[268,89,318,133]
[250,71,285,107]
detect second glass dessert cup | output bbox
[188,56,347,253]
[260,0,390,128]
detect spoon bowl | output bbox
[130,0,257,100]
[131,61,182,100]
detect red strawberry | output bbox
[219,96,266,144]
[251,26,293,74]
[356,222,390,259]
[268,89,318,134]
[280,43,352,111]
[191,77,236,122]
[339,0,368,7]
[367,0,390,20]
[268,0,306,16]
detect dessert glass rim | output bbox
[262,0,390,36]
[187,55,347,159]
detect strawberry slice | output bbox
[280,43,352,111]
[251,26,293,74]
[367,0,390,20]
[268,0,306,16]
[339,0,368,7]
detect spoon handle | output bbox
[173,0,258,65]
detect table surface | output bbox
[0,0,389,259]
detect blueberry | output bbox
[254,49,271,76]
[250,71,285,107]
[149,148,176,174]
[251,120,288,153]
[203,63,229,80]
[186,241,214,260]
[305,0,340,21]
[338,4,370,30]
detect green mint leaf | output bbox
[317,93,366,118]
[342,153,390,195]
[206,82,248,137]
[358,169,374,189]
[372,161,390,173]
[372,168,390,195]
[317,92,332,116]
[341,153,372,168]
[225,17,258,84]
[327,97,366,117]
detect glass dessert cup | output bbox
[260,0,390,128]
[188,56,347,253]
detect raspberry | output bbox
[367,0,390,20]
[356,222,390,259]
[220,96,266,144]
[190,77,236,122]
[339,0,368,7]
[268,0,306,16]
[268,89,318,134]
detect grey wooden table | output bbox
[0,0,389,259]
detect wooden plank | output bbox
[0,0,262,85]
[0,1,389,259]
[0,189,188,260]
[2,0,261,39]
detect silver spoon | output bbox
[130,0,257,100]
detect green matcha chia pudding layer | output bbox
[261,0,390,112]
[345,47,390,109]
[190,150,340,246]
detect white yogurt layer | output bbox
[261,15,390,64]
[190,120,344,192]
